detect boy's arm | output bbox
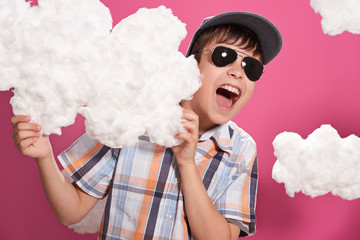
[11,115,98,226]
[172,110,240,240]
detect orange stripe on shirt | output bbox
[97,214,105,240]
[241,150,257,222]
[133,145,165,239]
[65,142,103,173]
[197,142,217,178]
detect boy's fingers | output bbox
[174,132,191,141]
[181,109,199,122]
[18,137,39,152]
[11,115,31,128]
[14,130,41,144]
[16,122,41,132]
[12,123,41,140]
[181,121,198,135]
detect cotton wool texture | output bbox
[310,0,360,35]
[272,124,360,200]
[0,0,201,148]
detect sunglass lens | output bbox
[242,57,264,81]
[211,46,237,67]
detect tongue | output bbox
[216,94,232,108]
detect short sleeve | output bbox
[57,133,118,199]
[214,139,258,236]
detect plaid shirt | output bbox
[58,121,258,239]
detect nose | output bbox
[227,59,244,80]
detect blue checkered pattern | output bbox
[58,121,258,239]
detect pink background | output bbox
[1,0,359,239]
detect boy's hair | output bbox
[190,25,263,63]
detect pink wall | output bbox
[1,0,359,239]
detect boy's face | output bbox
[184,39,260,133]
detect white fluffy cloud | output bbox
[272,124,360,200]
[0,0,201,148]
[310,0,360,35]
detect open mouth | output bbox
[216,84,241,110]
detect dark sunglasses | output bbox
[194,46,264,81]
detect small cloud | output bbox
[272,124,360,200]
[310,0,360,35]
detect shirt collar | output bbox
[198,121,234,154]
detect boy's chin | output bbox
[209,114,234,126]
[199,114,233,134]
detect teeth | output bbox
[220,85,240,96]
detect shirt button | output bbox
[166,212,172,219]
[175,177,181,184]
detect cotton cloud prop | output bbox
[0,0,201,147]
[272,124,360,200]
[310,0,360,35]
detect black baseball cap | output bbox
[186,11,282,65]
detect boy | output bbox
[11,11,282,240]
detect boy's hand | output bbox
[172,108,199,166]
[11,115,52,159]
